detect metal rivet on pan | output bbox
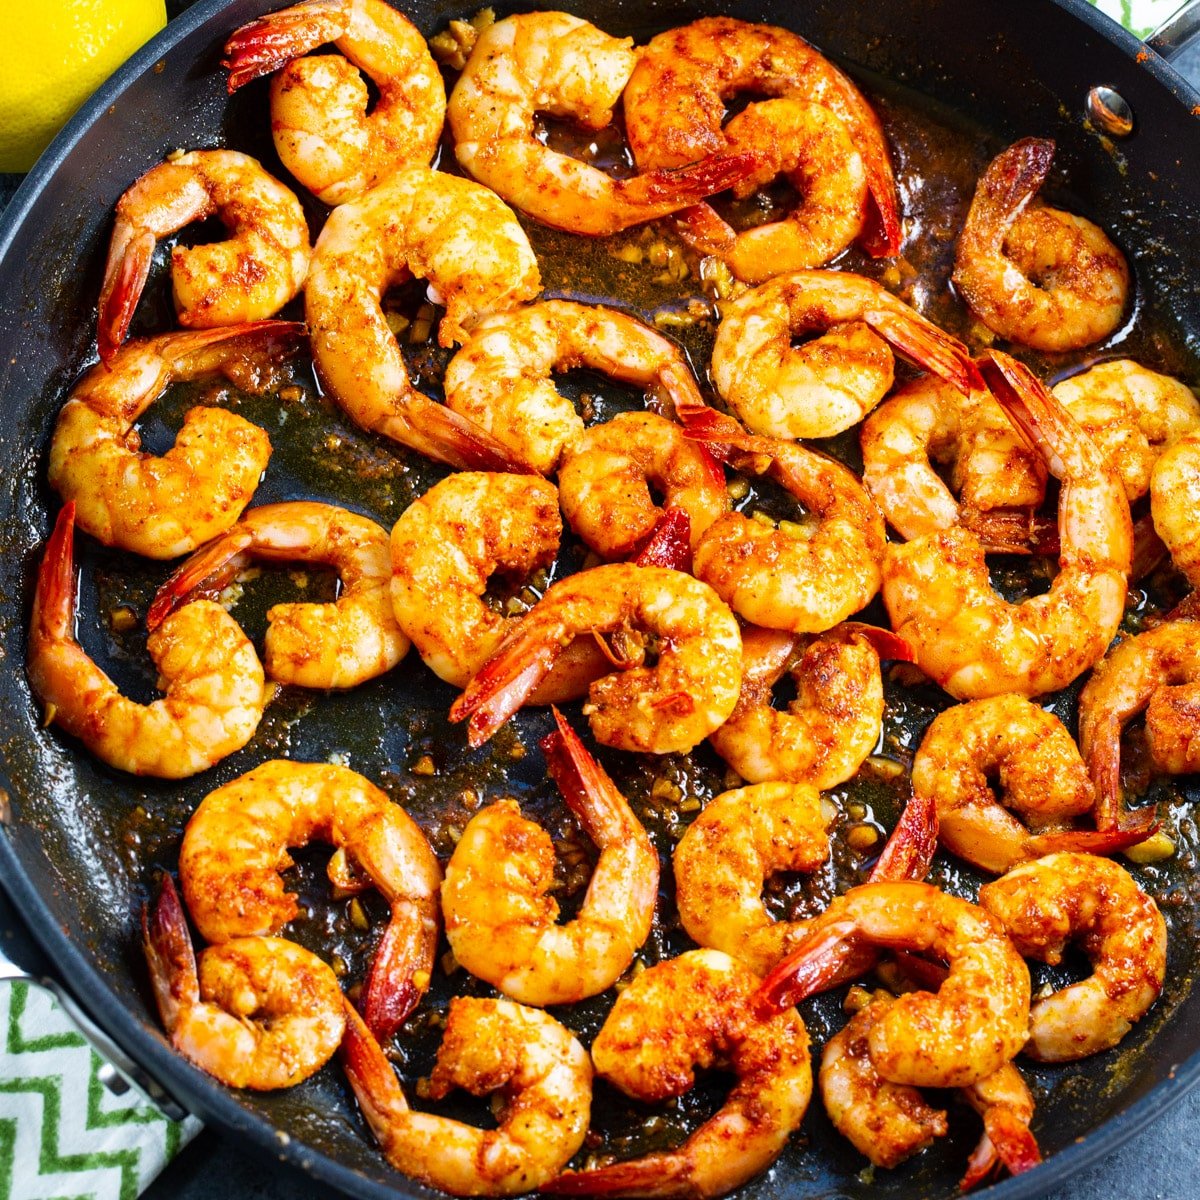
[1086,85,1134,136]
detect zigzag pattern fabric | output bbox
[0,981,199,1200]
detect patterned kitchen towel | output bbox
[1092,0,1183,38]
[0,980,200,1200]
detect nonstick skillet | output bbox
[4,1,1200,1197]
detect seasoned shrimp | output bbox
[759,881,1030,1088]
[623,15,901,257]
[709,623,908,788]
[442,709,658,1006]
[546,949,811,1200]
[224,0,444,205]
[710,270,980,439]
[342,998,591,1196]
[911,694,1146,874]
[447,12,754,237]
[97,150,309,364]
[49,322,300,559]
[27,504,266,778]
[558,411,728,558]
[883,351,1132,699]
[305,165,540,472]
[979,852,1167,1061]
[142,875,344,1090]
[148,501,408,690]
[179,759,442,1041]
[1152,429,1200,587]
[443,300,714,476]
[1078,616,1200,830]
[450,564,742,755]
[686,413,887,633]
[953,138,1129,351]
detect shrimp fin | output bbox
[970,137,1055,241]
[962,508,1060,558]
[617,151,766,213]
[632,507,692,571]
[360,908,435,1043]
[542,708,632,845]
[961,1107,1041,1192]
[380,393,536,475]
[31,503,78,647]
[147,529,254,630]
[865,307,982,397]
[223,0,351,92]
[342,1000,413,1143]
[859,178,903,260]
[163,319,308,375]
[837,622,915,663]
[97,220,156,366]
[1028,815,1158,857]
[671,203,738,255]
[141,874,200,1035]
[755,918,864,1014]
[543,1155,692,1198]
[868,789,938,883]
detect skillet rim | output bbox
[2,0,1200,1195]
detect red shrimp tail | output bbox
[542,1156,691,1198]
[859,181,904,259]
[680,408,778,474]
[32,503,78,644]
[837,622,916,663]
[341,999,412,1144]
[632,507,692,571]
[634,151,766,208]
[866,307,982,397]
[974,138,1055,235]
[223,0,351,92]
[163,319,308,374]
[97,222,155,366]
[962,508,1060,557]
[360,909,435,1043]
[387,397,536,475]
[141,874,200,1033]
[671,203,738,255]
[960,1133,1000,1192]
[542,708,631,843]
[961,1109,1041,1191]
[1029,813,1158,859]
[147,529,254,630]
[755,919,863,1014]
[869,789,939,883]
[1132,514,1169,581]
[888,948,950,991]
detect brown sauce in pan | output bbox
[77,33,1200,1195]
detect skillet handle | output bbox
[0,913,191,1122]
[1147,0,1200,61]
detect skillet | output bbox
[4,0,1200,1196]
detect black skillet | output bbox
[4,0,1200,1196]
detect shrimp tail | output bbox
[868,789,939,883]
[222,0,351,92]
[671,203,738,255]
[1028,815,1158,858]
[31,503,78,647]
[359,908,436,1043]
[163,319,308,374]
[97,219,156,365]
[860,172,903,259]
[542,707,628,843]
[341,999,412,1145]
[621,151,766,212]
[978,350,1080,479]
[962,508,1060,558]
[382,394,536,474]
[960,1108,1041,1192]
[837,622,915,663]
[147,529,254,630]
[1089,715,1126,832]
[755,918,864,1013]
[865,308,982,397]
[543,1156,692,1198]
[632,507,692,571]
[1131,513,1169,581]
[141,874,200,1035]
[969,137,1055,242]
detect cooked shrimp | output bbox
[148,501,408,689]
[759,881,1030,1088]
[1152,428,1200,587]
[447,12,754,237]
[442,709,658,1005]
[909,694,1149,874]
[97,150,309,364]
[178,759,442,1041]
[979,852,1167,1061]
[450,564,742,755]
[953,138,1129,351]
[444,300,715,476]
[224,0,444,205]
[1078,616,1200,830]
[622,15,901,257]
[27,504,266,778]
[142,875,344,1090]
[686,413,886,633]
[882,350,1132,699]
[708,623,908,788]
[546,949,811,1200]
[710,270,980,439]
[558,411,728,558]
[342,997,592,1196]
[49,322,300,559]
[305,165,540,472]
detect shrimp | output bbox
[178,759,442,1041]
[759,881,1031,1088]
[446,12,756,237]
[545,949,812,1200]
[1078,616,1200,831]
[557,411,728,559]
[911,694,1148,874]
[304,165,541,473]
[450,564,742,755]
[708,623,909,788]
[953,138,1130,351]
[223,0,444,206]
[342,997,592,1196]
[622,15,901,258]
[97,150,309,364]
[27,504,266,778]
[979,852,1167,1061]
[443,300,715,476]
[882,350,1132,699]
[820,987,1040,1189]
[147,501,408,690]
[442,708,658,1006]
[710,271,981,439]
[142,875,344,1090]
[48,321,301,559]
[686,412,887,634]
[1152,428,1200,587]
[388,472,606,700]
